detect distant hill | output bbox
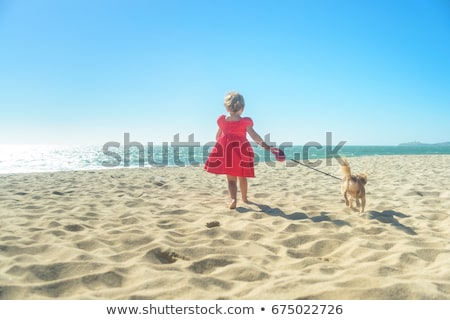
[399,141,450,146]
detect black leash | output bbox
[290,159,341,181]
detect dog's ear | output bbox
[358,173,368,185]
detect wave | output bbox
[1,144,449,174]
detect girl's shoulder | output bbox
[217,115,253,126]
[216,114,226,124]
[241,117,253,126]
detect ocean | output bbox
[1,144,449,174]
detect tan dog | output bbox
[340,158,368,213]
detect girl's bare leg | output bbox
[238,177,248,203]
[226,175,238,209]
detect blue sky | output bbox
[1,0,449,146]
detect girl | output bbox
[204,91,284,209]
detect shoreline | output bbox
[1,144,450,176]
[2,152,450,177]
[1,154,450,299]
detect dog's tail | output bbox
[340,158,351,177]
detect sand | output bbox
[0,155,449,300]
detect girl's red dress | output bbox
[204,115,255,177]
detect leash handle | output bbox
[270,147,286,162]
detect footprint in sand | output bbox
[145,248,188,264]
[64,224,84,232]
[206,221,220,228]
[188,258,234,275]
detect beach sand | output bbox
[1,155,450,300]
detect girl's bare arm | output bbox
[247,126,271,150]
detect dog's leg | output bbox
[360,197,366,213]
[343,192,349,207]
[342,181,350,208]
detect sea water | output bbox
[1,144,449,174]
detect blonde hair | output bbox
[224,91,245,113]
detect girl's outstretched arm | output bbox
[247,126,271,150]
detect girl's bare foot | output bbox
[229,199,237,209]
[242,197,249,203]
